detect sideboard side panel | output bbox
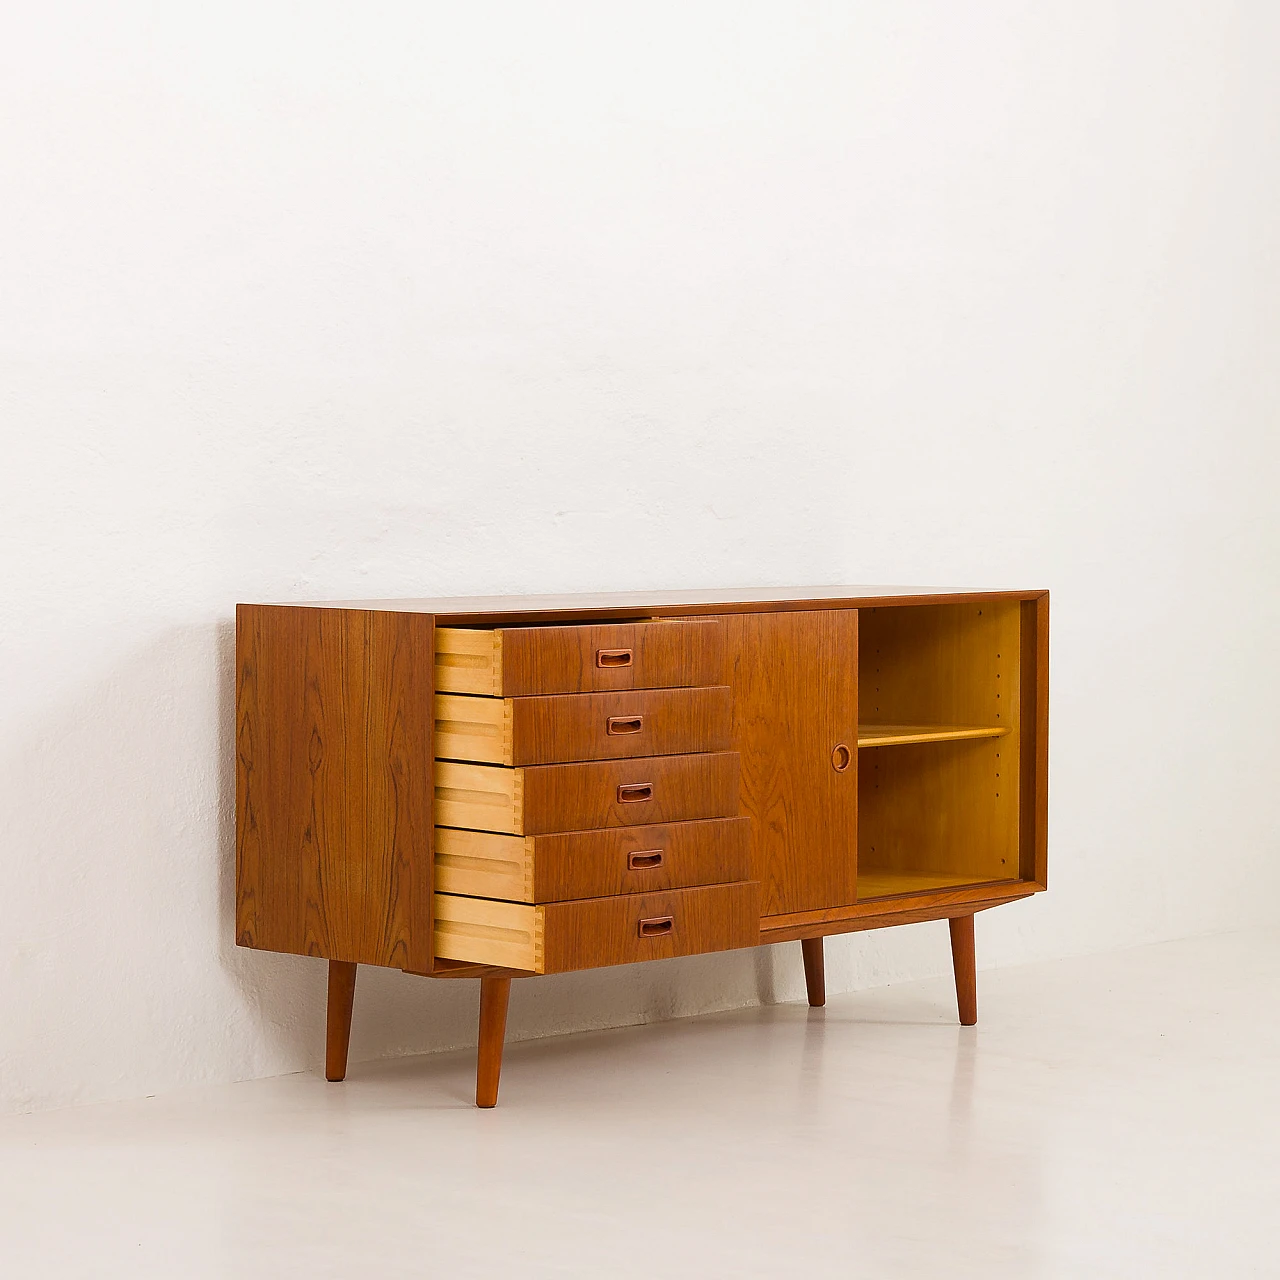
[236,605,434,970]
[719,609,859,916]
[1020,593,1050,887]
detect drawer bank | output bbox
[235,586,1048,1107]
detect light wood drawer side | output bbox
[435,627,504,697]
[435,693,513,764]
[433,894,543,971]
[434,760,523,834]
[435,827,534,902]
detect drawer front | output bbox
[434,817,751,903]
[543,882,759,973]
[433,881,760,973]
[435,753,739,836]
[523,752,739,835]
[434,686,732,766]
[436,619,721,696]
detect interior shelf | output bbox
[856,870,1017,901]
[857,724,1010,748]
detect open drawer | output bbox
[434,752,739,835]
[434,685,732,766]
[435,619,722,697]
[435,817,751,902]
[433,882,760,973]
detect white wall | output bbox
[3,1,1278,1114]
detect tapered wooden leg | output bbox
[476,976,512,1108]
[801,936,826,1008]
[325,960,358,1082]
[949,915,977,1026]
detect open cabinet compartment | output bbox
[857,600,1023,900]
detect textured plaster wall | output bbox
[2,2,1278,1114]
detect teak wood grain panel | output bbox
[759,883,1038,943]
[301,585,1042,624]
[235,605,434,970]
[434,753,739,835]
[433,882,760,973]
[717,610,859,916]
[435,619,722,696]
[434,817,752,903]
[434,686,732,766]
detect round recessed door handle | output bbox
[831,743,851,773]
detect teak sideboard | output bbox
[236,586,1048,1106]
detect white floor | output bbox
[2,930,1277,1279]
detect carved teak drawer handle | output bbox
[617,783,653,804]
[638,915,674,938]
[607,715,644,736]
[627,849,665,871]
[596,648,633,668]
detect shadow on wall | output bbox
[212,617,323,1067]
[0,619,328,1111]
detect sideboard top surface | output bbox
[256,584,1048,623]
